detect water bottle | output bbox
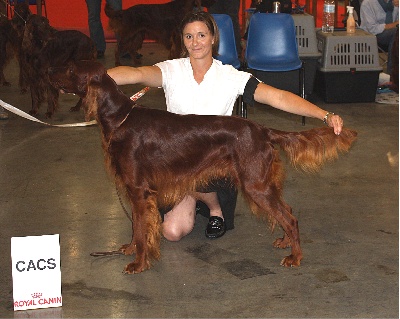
[322,0,335,33]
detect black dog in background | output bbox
[21,14,96,118]
[0,14,13,87]
[0,2,30,90]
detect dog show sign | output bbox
[11,234,62,311]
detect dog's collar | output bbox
[116,87,150,128]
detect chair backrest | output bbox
[245,13,301,72]
[212,14,241,69]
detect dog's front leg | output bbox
[118,239,136,256]
[28,84,41,116]
[0,70,11,87]
[45,86,59,118]
[123,192,161,274]
[69,98,83,112]
[114,42,122,66]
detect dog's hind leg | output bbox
[240,149,302,267]
[126,32,144,66]
[271,202,302,267]
[273,232,292,249]
[245,185,303,267]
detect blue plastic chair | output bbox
[245,13,306,124]
[211,14,246,117]
[212,14,241,69]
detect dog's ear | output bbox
[86,72,102,87]
[87,61,107,84]
[72,60,104,86]
[89,73,103,84]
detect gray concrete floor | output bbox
[0,42,398,318]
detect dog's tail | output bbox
[105,3,123,32]
[267,126,357,173]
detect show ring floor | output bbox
[0,42,398,318]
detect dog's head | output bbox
[22,14,53,51]
[11,2,31,38]
[48,60,107,120]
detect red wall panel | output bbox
[40,0,341,40]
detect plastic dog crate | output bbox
[292,13,321,96]
[292,13,319,56]
[315,29,383,103]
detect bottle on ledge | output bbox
[322,0,335,33]
[346,6,356,33]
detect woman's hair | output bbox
[179,11,220,58]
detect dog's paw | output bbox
[28,109,38,116]
[45,111,53,119]
[69,105,80,112]
[123,261,150,274]
[280,254,301,267]
[273,236,292,249]
[118,243,136,255]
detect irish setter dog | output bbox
[21,15,96,118]
[48,61,357,274]
[0,15,12,87]
[0,3,30,89]
[105,0,215,66]
[10,3,32,94]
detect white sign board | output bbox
[11,234,62,311]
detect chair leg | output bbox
[300,62,306,126]
[241,98,247,119]
[235,97,240,116]
[236,95,247,119]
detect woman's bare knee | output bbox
[162,224,189,241]
[162,195,196,241]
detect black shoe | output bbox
[205,216,226,239]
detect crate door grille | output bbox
[331,43,351,66]
[354,42,376,66]
[296,25,309,49]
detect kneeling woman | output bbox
[107,11,344,241]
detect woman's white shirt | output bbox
[155,57,251,116]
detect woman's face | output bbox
[182,21,214,60]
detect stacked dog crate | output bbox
[292,13,321,97]
[315,29,383,103]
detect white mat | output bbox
[375,91,399,104]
